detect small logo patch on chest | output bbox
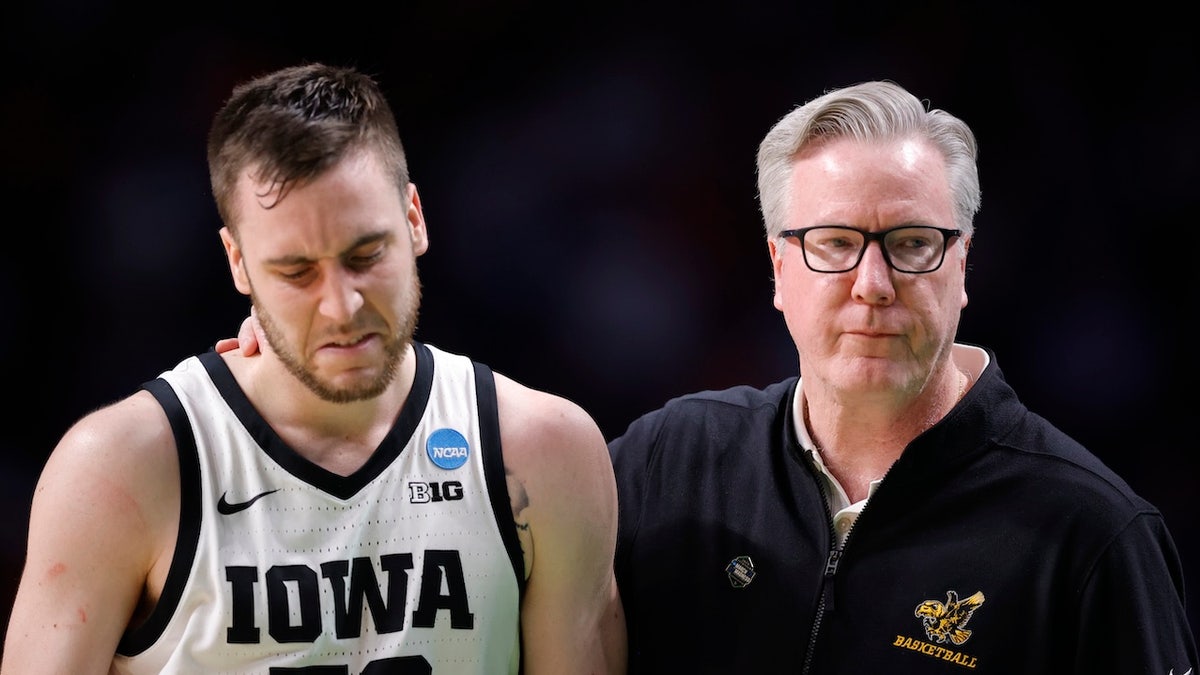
[426,428,470,469]
[725,555,756,588]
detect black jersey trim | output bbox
[116,378,203,656]
[474,362,526,597]
[195,343,434,500]
[473,361,525,673]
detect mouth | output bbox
[320,333,379,351]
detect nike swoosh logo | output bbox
[217,489,279,515]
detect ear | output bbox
[406,183,429,256]
[220,227,252,296]
[768,237,786,312]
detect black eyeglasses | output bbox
[779,225,963,274]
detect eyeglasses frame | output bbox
[778,225,964,274]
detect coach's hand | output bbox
[214,308,263,356]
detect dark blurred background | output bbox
[3,0,1197,650]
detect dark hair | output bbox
[206,62,409,231]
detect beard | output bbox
[252,274,422,404]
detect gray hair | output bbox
[755,81,980,239]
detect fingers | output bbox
[213,337,239,354]
[238,316,259,356]
[212,312,261,356]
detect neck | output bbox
[803,364,967,502]
[223,346,417,473]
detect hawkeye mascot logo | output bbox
[915,589,986,645]
[892,589,985,669]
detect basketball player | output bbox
[2,63,625,674]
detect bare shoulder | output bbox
[491,371,609,471]
[490,368,616,556]
[46,390,178,498]
[33,390,181,568]
[4,390,180,670]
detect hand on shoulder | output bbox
[214,311,264,357]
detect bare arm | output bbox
[2,392,179,675]
[495,374,626,675]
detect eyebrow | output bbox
[810,221,935,230]
[263,231,393,267]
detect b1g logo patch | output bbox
[426,428,470,469]
[408,481,464,503]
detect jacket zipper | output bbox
[799,466,890,674]
[800,473,840,675]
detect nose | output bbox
[317,265,364,323]
[851,241,896,305]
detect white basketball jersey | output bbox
[113,342,524,675]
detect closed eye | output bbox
[263,231,393,283]
[277,266,314,282]
[346,244,386,271]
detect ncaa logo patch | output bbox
[426,428,470,470]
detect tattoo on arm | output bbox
[506,468,533,571]
[506,467,530,518]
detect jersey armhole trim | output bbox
[474,362,526,597]
[117,378,203,656]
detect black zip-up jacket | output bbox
[610,347,1196,673]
